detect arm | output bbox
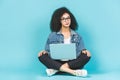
[38,35,50,57]
[44,38,50,54]
[77,34,91,57]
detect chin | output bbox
[64,26,70,28]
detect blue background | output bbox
[0,0,120,79]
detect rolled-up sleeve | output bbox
[77,36,86,56]
[45,38,50,54]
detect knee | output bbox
[85,54,91,62]
[80,52,91,60]
[38,53,47,62]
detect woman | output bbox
[38,7,91,77]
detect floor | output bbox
[0,71,120,80]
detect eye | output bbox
[61,17,71,21]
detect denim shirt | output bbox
[45,30,85,57]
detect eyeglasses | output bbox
[61,17,71,21]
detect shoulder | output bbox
[72,30,82,38]
[48,32,57,39]
[49,32,57,36]
[73,31,83,41]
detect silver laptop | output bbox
[49,43,76,60]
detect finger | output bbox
[38,52,42,57]
[38,53,40,56]
[42,51,46,54]
[43,51,48,54]
[38,50,44,56]
[82,50,87,54]
[86,50,91,57]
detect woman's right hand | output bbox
[38,50,47,57]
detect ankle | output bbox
[59,64,66,71]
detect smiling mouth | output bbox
[65,23,69,25]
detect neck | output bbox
[60,26,71,39]
[61,26,70,33]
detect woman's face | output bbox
[60,13,71,28]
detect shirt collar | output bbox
[56,29,77,36]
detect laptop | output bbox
[49,43,76,60]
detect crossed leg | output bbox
[38,50,91,75]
